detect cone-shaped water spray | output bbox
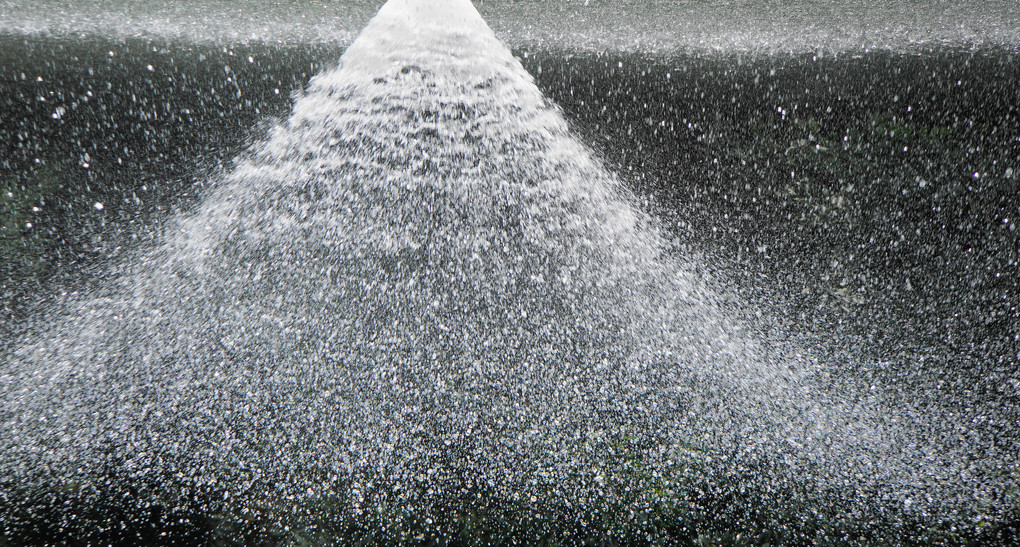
[153,0,769,485]
[2,0,754,492]
[0,0,968,542]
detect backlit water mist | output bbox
[1,0,1018,544]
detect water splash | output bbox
[3,0,1020,54]
[1,0,1012,542]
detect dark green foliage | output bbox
[1,162,63,275]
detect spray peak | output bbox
[338,0,504,77]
